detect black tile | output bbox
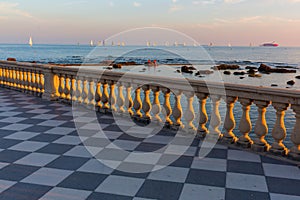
[23,125,52,133]
[0,138,21,149]
[117,134,144,142]
[97,118,116,124]
[261,156,295,166]
[135,142,165,152]
[58,171,107,190]
[52,115,74,121]
[0,122,11,128]
[267,177,300,196]
[103,125,124,132]
[227,160,264,175]
[0,182,51,200]
[0,130,16,138]
[18,119,45,125]
[136,180,183,200]
[14,113,38,118]
[112,169,149,179]
[46,156,89,170]
[29,134,62,142]
[37,143,74,155]
[0,150,29,163]
[170,155,194,168]
[57,122,75,128]
[186,169,226,187]
[225,188,270,200]
[204,148,228,159]
[87,192,132,200]
[0,164,39,181]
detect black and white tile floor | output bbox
[0,88,299,200]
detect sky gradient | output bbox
[1,0,300,46]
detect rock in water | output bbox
[181,66,195,74]
[271,84,278,87]
[295,75,300,79]
[245,66,258,70]
[223,71,231,75]
[287,80,295,85]
[259,63,296,73]
[213,64,240,70]
[112,63,122,69]
[7,57,16,61]
[233,71,246,76]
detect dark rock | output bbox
[248,74,262,78]
[247,69,256,74]
[106,67,113,70]
[7,57,16,61]
[271,84,278,87]
[233,71,246,76]
[245,66,258,70]
[195,70,214,76]
[30,61,37,63]
[176,69,181,73]
[112,63,122,69]
[117,61,137,66]
[287,80,295,85]
[259,63,296,73]
[223,71,231,75]
[295,75,300,79]
[240,77,245,79]
[213,64,240,70]
[181,66,196,73]
[275,65,295,69]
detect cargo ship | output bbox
[261,41,279,47]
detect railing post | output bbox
[42,68,58,101]
[162,88,173,126]
[116,82,125,114]
[87,78,96,107]
[64,75,71,102]
[172,89,183,128]
[289,105,300,160]
[109,81,117,112]
[252,100,270,152]
[95,80,102,110]
[82,78,89,105]
[270,103,289,155]
[209,95,222,140]
[142,85,152,120]
[196,93,208,137]
[133,86,143,118]
[101,80,109,109]
[237,98,253,148]
[124,83,134,116]
[222,96,238,143]
[183,91,196,132]
[151,86,162,123]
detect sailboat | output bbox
[146,41,150,47]
[90,40,94,46]
[29,37,33,47]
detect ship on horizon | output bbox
[260,41,279,47]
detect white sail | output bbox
[29,37,33,47]
[90,40,94,46]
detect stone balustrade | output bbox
[0,60,300,161]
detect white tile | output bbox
[73,117,95,123]
[106,140,140,151]
[4,131,39,140]
[32,114,58,120]
[9,141,48,152]
[263,163,300,180]
[0,162,9,170]
[226,172,268,192]
[0,117,26,123]
[192,157,227,172]
[15,153,59,167]
[228,149,261,162]
[21,168,73,186]
[0,180,17,193]
[27,109,51,114]
[148,166,189,183]
[64,146,101,158]
[92,131,123,139]
[45,127,75,135]
[165,145,190,156]
[38,120,66,127]
[180,184,225,200]
[124,152,161,165]
[0,111,22,117]
[53,136,84,145]
[80,123,101,130]
[0,123,32,131]
[40,187,91,200]
[95,175,144,196]
[78,159,114,174]
[270,193,300,200]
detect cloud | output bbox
[109,1,114,7]
[133,2,141,7]
[169,4,184,12]
[0,2,33,18]
[224,0,245,3]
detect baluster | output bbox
[142,85,152,120]
[269,103,288,155]
[31,69,37,95]
[162,88,172,126]
[172,90,183,128]
[23,69,28,92]
[75,78,83,103]
[209,95,222,139]
[95,81,102,110]
[289,105,300,160]
[133,86,143,118]
[222,96,238,143]
[6,67,10,87]
[58,74,66,99]
[252,100,270,152]
[0,67,3,86]
[39,72,44,94]
[35,70,40,95]
[101,81,109,109]
[8,67,12,87]
[237,98,253,148]
[196,93,208,137]
[70,75,77,102]
[82,78,89,105]
[13,68,17,88]
[87,79,95,107]
[125,83,133,116]
[64,75,71,102]
[151,86,162,123]
[27,69,32,93]
[109,81,117,112]
[183,91,196,132]
[117,82,125,114]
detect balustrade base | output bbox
[196,130,208,139]
[269,148,287,156]
[236,140,252,148]
[288,152,300,161]
[221,136,237,144]
[251,143,269,152]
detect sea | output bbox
[0,44,299,147]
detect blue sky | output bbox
[1,0,300,46]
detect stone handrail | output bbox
[0,60,299,161]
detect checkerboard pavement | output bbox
[0,88,300,200]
